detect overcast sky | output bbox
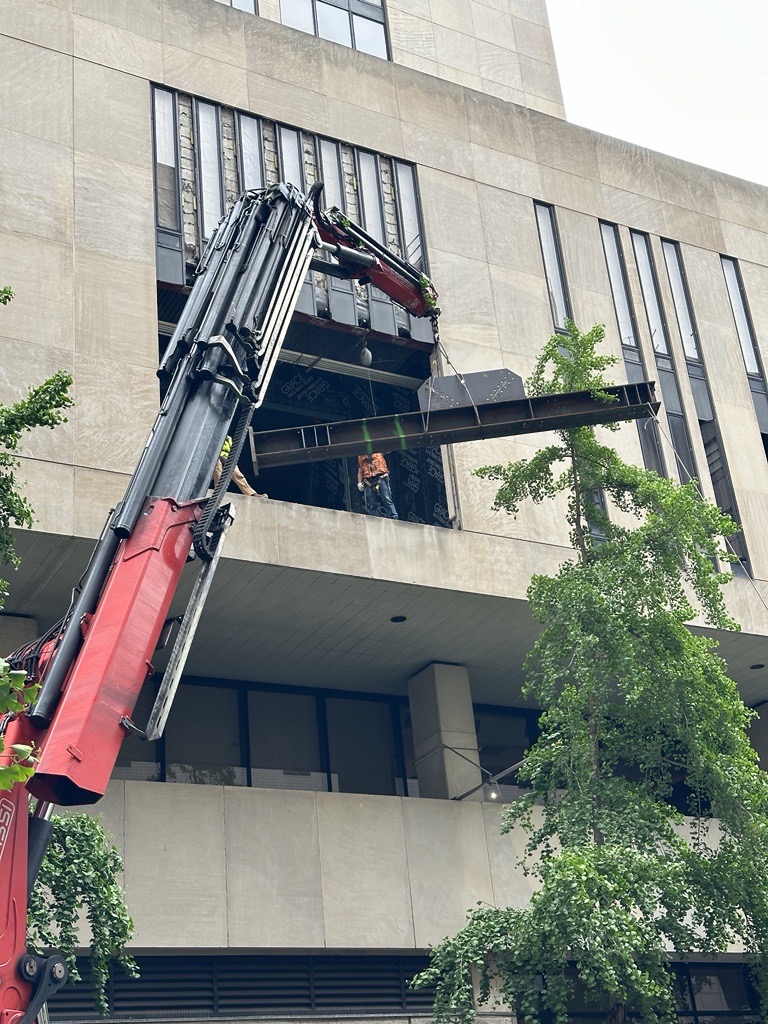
[545,0,768,187]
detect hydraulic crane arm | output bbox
[0,181,439,1024]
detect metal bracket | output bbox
[16,953,68,1024]
[144,505,235,742]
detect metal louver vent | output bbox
[49,954,435,1021]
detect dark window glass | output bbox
[399,704,418,796]
[394,160,423,269]
[667,410,697,484]
[662,239,700,360]
[278,125,304,188]
[534,202,570,329]
[248,690,327,791]
[281,0,315,33]
[326,697,397,795]
[196,101,224,239]
[317,0,352,44]
[153,88,180,232]
[358,150,385,242]
[353,14,387,56]
[238,114,263,190]
[600,222,637,347]
[722,255,762,376]
[631,230,670,354]
[165,684,246,786]
[689,966,755,1011]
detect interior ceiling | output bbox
[5,529,768,710]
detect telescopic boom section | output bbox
[0,182,440,1024]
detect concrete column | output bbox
[0,615,38,656]
[408,662,483,800]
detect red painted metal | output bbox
[28,497,204,807]
[0,717,39,1024]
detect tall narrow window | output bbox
[534,202,571,330]
[195,101,224,240]
[237,114,263,190]
[631,231,698,485]
[663,240,749,574]
[358,150,385,243]
[277,125,304,189]
[394,160,423,270]
[721,255,768,462]
[600,222,666,477]
[319,138,344,210]
[152,87,184,286]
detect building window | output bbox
[663,240,749,574]
[152,88,184,286]
[231,0,257,10]
[237,113,263,189]
[600,222,666,477]
[534,202,571,331]
[280,0,388,58]
[630,230,698,485]
[195,100,225,240]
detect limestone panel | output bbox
[317,793,415,948]
[511,14,555,64]
[12,459,76,536]
[391,48,438,77]
[471,144,541,197]
[538,166,603,219]
[402,798,494,947]
[713,174,768,233]
[430,0,472,32]
[0,336,75,464]
[457,529,561,601]
[434,25,481,79]
[721,221,768,269]
[0,130,73,244]
[477,186,542,275]
[366,514,458,591]
[599,185,668,238]
[72,355,157,474]
[74,251,158,368]
[509,0,549,27]
[244,20,322,92]
[477,39,523,91]
[402,122,474,179]
[482,803,536,909]
[74,62,152,169]
[488,265,552,362]
[0,37,73,147]
[428,250,500,352]
[326,100,404,159]
[387,0,431,19]
[661,204,725,254]
[257,0,279,20]
[419,168,487,263]
[124,782,228,947]
[225,788,325,948]
[74,152,154,263]
[437,65,483,93]
[74,0,163,38]
[653,155,719,217]
[74,14,163,80]
[274,501,373,577]
[471,3,515,48]
[387,9,436,61]
[162,0,246,65]
[465,91,535,161]
[164,46,249,111]
[0,0,73,53]
[73,467,132,538]
[82,780,127,861]
[596,137,661,200]
[519,53,562,108]
[0,232,74,352]
[556,208,610,294]
[530,112,599,180]
[319,42,398,119]
[246,71,328,136]
[396,67,470,140]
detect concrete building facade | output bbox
[1,0,767,1019]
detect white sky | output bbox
[545,0,768,187]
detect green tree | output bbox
[415,322,768,1024]
[27,814,139,1015]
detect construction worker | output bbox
[357,452,398,519]
[213,436,267,498]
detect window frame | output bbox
[534,201,572,332]
[194,99,226,242]
[279,0,390,59]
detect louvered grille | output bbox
[49,954,435,1021]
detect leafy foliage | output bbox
[27,814,138,1015]
[414,322,768,1023]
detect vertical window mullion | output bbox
[534,201,571,331]
[316,694,333,792]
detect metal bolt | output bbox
[20,956,38,980]
[52,962,67,982]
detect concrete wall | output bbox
[97,780,534,951]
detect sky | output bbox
[545,0,768,187]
